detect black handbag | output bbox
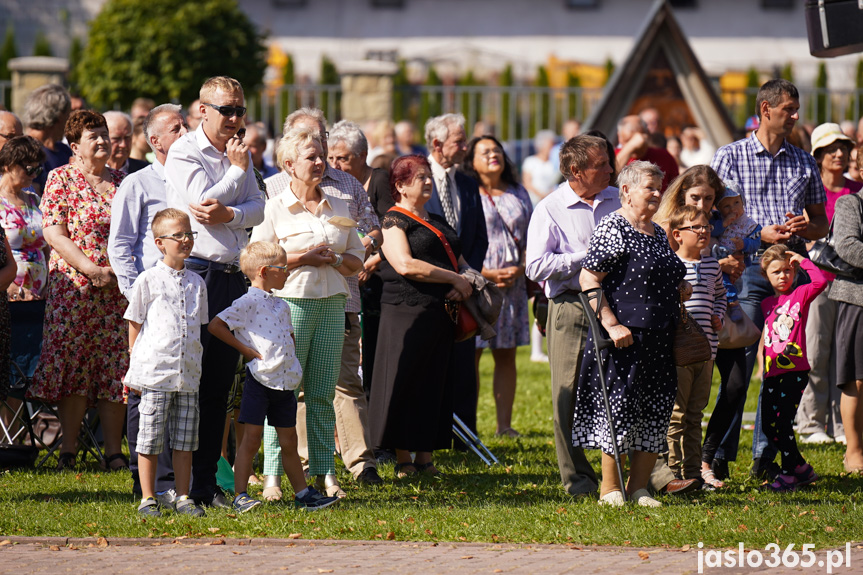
[805,0,863,58]
[808,195,863,280]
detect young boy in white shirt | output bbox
[208,241,339,512]
[125,208,208,517]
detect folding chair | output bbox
[2,300,104,469]
[452,414,499,466]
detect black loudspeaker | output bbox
[806,0,863,57]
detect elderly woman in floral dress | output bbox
[27,110,129,471]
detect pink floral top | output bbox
[0,189,47,298]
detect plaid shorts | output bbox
[137,389,199,455]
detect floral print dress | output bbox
[0,190,48,298]
[476,184,533,349]
[27,164,129,405]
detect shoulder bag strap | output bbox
[389,206,459,271]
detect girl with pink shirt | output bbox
[759,245,832,492]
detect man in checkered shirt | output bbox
[709,79,828,482]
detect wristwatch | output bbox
[368,235,380,253]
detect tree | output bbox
[392,59,409,123]
[67,37,83,93]
[499,63,513,141]
[0,25,17,81]
[780,62,794,83]
[32,31,52,57]
[419,66,442,131]
[566,69,581,123]
[744,67,760,125]
[604,58,615,84]
[319,55,339,121]
[278,53,295,131]
[77,0,267,110]
[458,70,482,128]
[815,62,828,124]
[532,65,550,136]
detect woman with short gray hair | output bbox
[575,160,686,507]
[23,84,72,194]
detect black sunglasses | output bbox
[23,164,43,177]
[203,103,246,118]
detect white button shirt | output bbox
[124,261,209,392]
[165,126,265,264]
[250,188,365,300]
[217,287,303,391]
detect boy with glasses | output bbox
[208,241,339,513]
[668,205,727,490]
[124,208,208,517]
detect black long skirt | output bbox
[369,301,455,452]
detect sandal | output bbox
[701,468,725,490]
[394,462,417,478]
[415,462,442,477]
[56,452,76,471]
[843,455,863,475]
[495,427,521,438]
[767,474,797,493]
[262,475,282,501]
[103,452,130,471]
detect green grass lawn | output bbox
[1,344,861,548]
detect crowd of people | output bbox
[1,75,862,515]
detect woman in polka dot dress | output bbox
[575,161,687,508]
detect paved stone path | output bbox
[2,537,863,574]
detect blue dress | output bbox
[475,185,532,349]
[572,213,686,454]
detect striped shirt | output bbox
[711,133,825,247]
[679,255,727,359]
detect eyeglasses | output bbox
[22,165,43,177]
[157,231,198,241]
[202,103,247,118]
[266,265,289,272]
[677,225,713,234]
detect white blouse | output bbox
[250,187,365,300]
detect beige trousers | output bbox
[667,359,714,480]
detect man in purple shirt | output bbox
[526,135,618,498]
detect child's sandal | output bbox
[701,468,725,489]
[394,463,417,478]
[767,474,797,492]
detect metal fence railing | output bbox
[247,83,863,155]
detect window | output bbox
[564,0,599,8]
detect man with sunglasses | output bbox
[109,103,190,506]
[165,76,265,509]
[0,111,23,151]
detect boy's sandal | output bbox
[104,453,130,472]
[394,463,417,478]
[56,452,76,471]
[415,462,442,477]
[701,468,725,489]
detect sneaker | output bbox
[294,486,339,511]
[232,492,262,513]
[137,497,162,517]
[156,489,177,508]
[530,353,549,363]
[801,431,833,444]
[793,463,819,487]
[174,495,206,517]
[835,434,847,445]
[751,458,781,481]
[356,467,384,486]
[711,458,729,481]
[375,449,396,464]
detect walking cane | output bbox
[453,414,499,466]
[578,288,627,502]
